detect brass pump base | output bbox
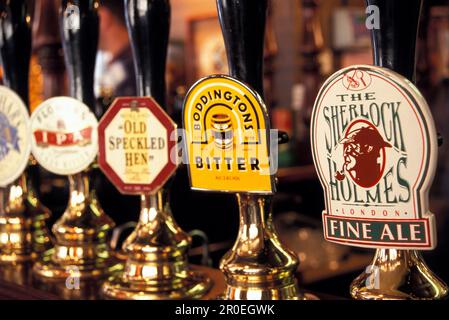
[102,191,211,300]
[33,171,115,280]
[103,268,211,300]
[0,171,52,263]
[351,249,448,300]
[220,194,316,300]
[33,245,114,280]
[0,206,33,263]
[220,283,317,301]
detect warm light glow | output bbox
[8,217,21,225]
[68,267,81,277]
[76,247,84,257]
[246,290,262,300]
[59,246,68,257]
[389,250,398,260]
[70,191,85,207]
[9,185,23,202]
[149,207,157,221]
[248,224,259,240]
[140,206,158,222]
[141,266,158,278]
[9,233,19,244]
[0,233,9,244]
[126,264,136,275]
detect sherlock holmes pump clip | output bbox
[312,65,437,250]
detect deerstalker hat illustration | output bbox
[340,126,392,148]
[335,125,392,186]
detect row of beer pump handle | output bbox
[0,0,447,300]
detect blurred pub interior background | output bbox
[2,0,449,297]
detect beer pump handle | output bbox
[216,0,267,97]
[366,1,445,145]
[217,1,290,146]
[125,0,170,106]
[0,0,32,106]
[60,0,99,115]
[366,0,423,82]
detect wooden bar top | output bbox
[0,262,339,300]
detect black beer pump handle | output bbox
[125,0,170,107]
[367,2,443,145]
[366,0,423,82]
[60,0,98,113]
[216,0,267,97]
[0,0,32,106]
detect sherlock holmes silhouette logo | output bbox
[335,119,392,188]
[311,65,438,249]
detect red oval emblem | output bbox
[335,119,392,188]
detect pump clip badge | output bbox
[311,65,437,249]
[183,75,274,194]
[0,86,31,187]
[98,97,177,195]
[30,97,98,176]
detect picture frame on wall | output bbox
[185,14,228,86]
